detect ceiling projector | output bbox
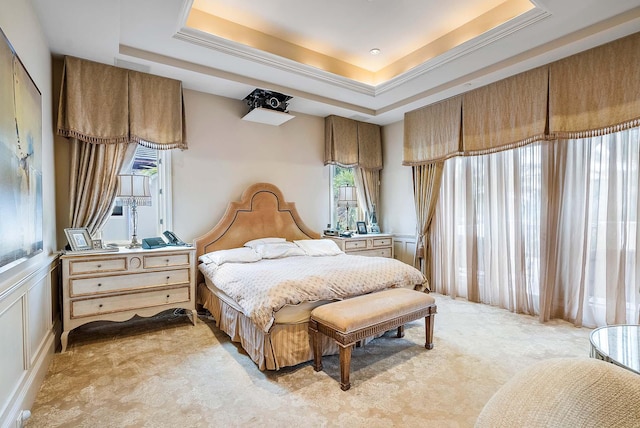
[244,89,292,113]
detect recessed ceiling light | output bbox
[370,48,381,55]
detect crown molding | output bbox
[374,7,551,95]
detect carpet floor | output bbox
[26,294,592,427]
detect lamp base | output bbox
[127,236,142,249]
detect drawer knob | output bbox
[99,304,103,308]
[165,259,170,263]
[166,294,170,299]
[97,283,102,287]
[97,264,102,268]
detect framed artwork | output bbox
[65,228,93,252]
[0,26,43,273]
[356,221,367,235]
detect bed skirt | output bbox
[197,283,340,370]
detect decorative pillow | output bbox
[243,237,286,249]
[255,242,306,259]
[199,247,261,265]
[294,239,344,256]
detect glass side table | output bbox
[590,324,640,375]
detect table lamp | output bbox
[116,174,151,248]
[337,185,357,231]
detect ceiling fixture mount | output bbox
[369,48,381,55]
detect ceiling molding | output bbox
[174,28,377,96]
[375,6,551,95]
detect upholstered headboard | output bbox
[193,183,320,272]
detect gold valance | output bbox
[325,115,382,170]
[404,31,640,165]
[403,96,462,165]
[463,66,548,155]
[57,56,187,149]
[549,32,640,138]
[57,57,129,144]
[357,121,383,170]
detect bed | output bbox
[194,182,426,370]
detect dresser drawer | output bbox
[144,253,190,269]
[344,240,368,250]
[68,257,128,275]
[351,247,392,258]
[372,238,392,247]
[70,285,191,319]
[69,269,190,297]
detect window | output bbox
[330,165,356,231]
[100,146,172,243]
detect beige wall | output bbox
[380,120,416,236]
[158,89,331,242]
[0,0,59,425]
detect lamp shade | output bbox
[337,185,357,207]
[116,174,152,206]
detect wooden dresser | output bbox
[325,233,394,258]
[60,246,196,352]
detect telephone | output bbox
[163,230,187,246]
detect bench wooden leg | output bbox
[424,314,434,350]
[309,321,323,372]
[397,325,405,338]
[339,344,352,391]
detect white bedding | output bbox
[198,254,426,333]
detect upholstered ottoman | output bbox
[309,288,437,390]
[475,358,640,427]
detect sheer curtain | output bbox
[542,128,640,327]
[432,129,640,327]
[431,144,540,314]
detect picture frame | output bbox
[64,227,93,251]
[92,239,103,250]
[356,221,367,235]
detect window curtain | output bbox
[354,167,380,224]
[325,115,382,221]
[432,128,640,328]
[431,144,540,314]
[540,129,640,327]
[403,97,461,276]
[57,56,186,237]
[406,31,640,321]
[412,162,444,288]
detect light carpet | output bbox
[26,294,592,427]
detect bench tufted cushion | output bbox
[475,357,640,428]
[310,288,435,333]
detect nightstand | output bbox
[60,246,197,352]
[325,233,394,258]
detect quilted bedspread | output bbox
[198,254,426,332]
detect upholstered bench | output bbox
[309,288,437,390]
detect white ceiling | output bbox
[30,0,640,125]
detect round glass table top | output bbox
[589,324,640,375]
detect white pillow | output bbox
[294,239,344,256]
[255,242,306,259]
[243,237,286,249]
[199,247,261,265]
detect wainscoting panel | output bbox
[0,296,26,422]
[393,234,417,267]
[0,256,58,428]
[27,273,52,367]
